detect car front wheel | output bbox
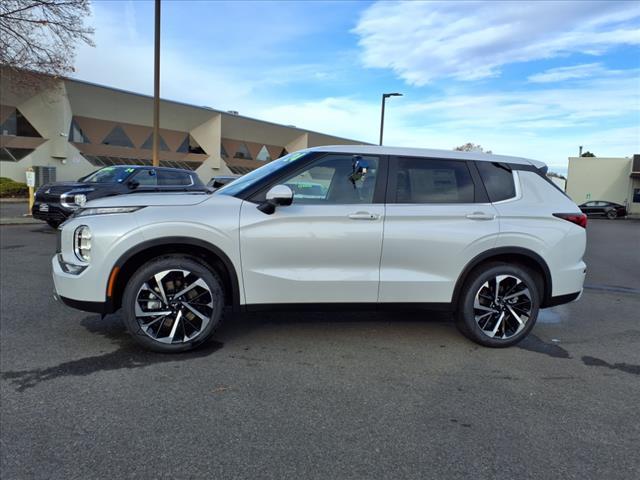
[456,263,540,347]
[122,255,224,352]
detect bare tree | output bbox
[454,142,492,154]
[0,0,94,89]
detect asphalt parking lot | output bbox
[1,219,639,479]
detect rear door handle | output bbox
[348,211,380,220]
[466,211,495,220]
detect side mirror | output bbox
[349,157,369,185]
[257,184,293,214]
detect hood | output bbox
[85,192,211,208]
[38,182,90,193]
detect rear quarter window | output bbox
[476,162,516,202]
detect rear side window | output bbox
[394,158,474,203]
[476,162,516,202]
[157,170,193,186]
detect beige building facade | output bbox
[0,69,364,184]
[566,155,640,215]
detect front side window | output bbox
[395,158,474,203]
[278,154,379,205]
[157,170,193,186]
[132,169,157,186]
[476,161,516,202]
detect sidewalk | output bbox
[0,198,43,225]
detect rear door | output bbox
[239,153,387,305]
[379,156,499,304]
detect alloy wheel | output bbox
[134,269,214,344]
[473,274,532,339]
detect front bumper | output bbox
[52,254,115,314]
[32,202,72,223]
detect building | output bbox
[566,155,640,215]
[0,68,364,184]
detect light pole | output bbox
[152,0,161,167]
[379,92,402,145]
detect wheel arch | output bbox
[452,247,553,308]
[108,237,241,313]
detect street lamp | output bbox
[379,92,402,146]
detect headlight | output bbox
[75,206,144,217]
[74,194,87,207]
[74,225,92,262]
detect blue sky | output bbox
[74,0,640,174]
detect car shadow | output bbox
[1,308,456,392]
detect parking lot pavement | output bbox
[1,220,639,480]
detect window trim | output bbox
[385,155,488,205]
[246,152,389,205]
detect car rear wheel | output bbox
[606,209,617,219]
[455,263,540,347]
[122,255,224,352]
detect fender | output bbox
[451,246,553,307]
[112,236,241,311]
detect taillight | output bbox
[553,213,587,228]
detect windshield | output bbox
[82,166,137,184]
[216,151,310,196]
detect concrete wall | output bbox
[566,157,632,206]
[2,73,365,184]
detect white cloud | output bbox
[527,63,605,83]
[353,1,640,85]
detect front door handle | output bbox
[466,211,495,220]
[348,211,380,220]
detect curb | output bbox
[0,217,44,225]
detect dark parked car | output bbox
[578,200,627,219]
[33,165,207,227]
[207,175,239,190]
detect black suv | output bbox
[33,165,207,227]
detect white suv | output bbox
[52,146,587,352]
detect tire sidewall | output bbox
[122,256,224,353]
[458,263,540,347]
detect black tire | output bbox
[455,262,540,348]
[606,209,617,220]
[46,219,61,228]
[122,255,224,352]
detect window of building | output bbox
[274,154,379,205]
[395,158,475,203]
[0,109,41,137]
[221,143,228,158]
[102,126,134,148]
[233,142,252,160]
[279,148,289,158]
[256,145,271,162]
[0,147,35,162]
[68,119,90,143]
[141,133,169,151]
[177,135,205,154]
[475,161,515,202]
[79,153,200,171]
[633,188,640,203]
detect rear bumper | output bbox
[543,290,582,308]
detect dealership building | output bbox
[566,155,640,216]
[0,68,362,185]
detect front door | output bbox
[239,153,385,305]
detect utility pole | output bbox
[379,93,402,146]
[152,0,161,167]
